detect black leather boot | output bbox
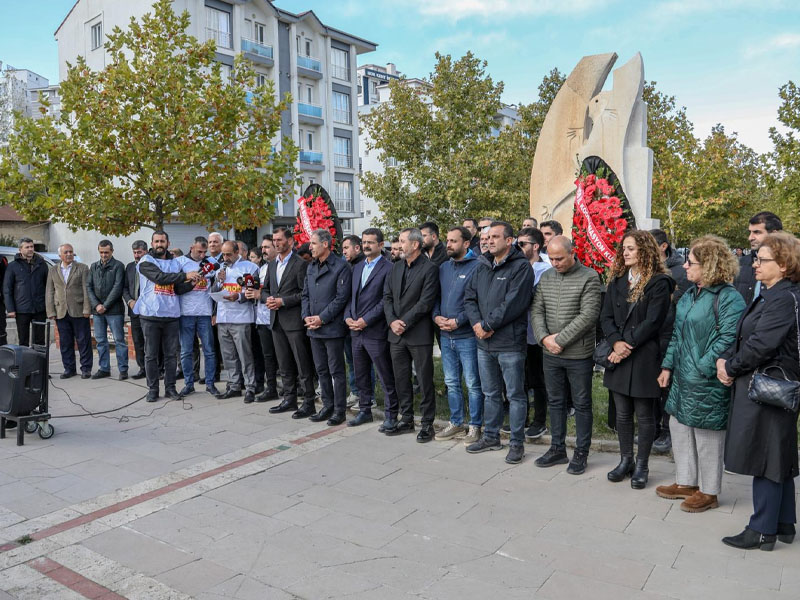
[607,456,634,482]
[722,527,776,551]
[778,523,796,544]
[631,458,649,489]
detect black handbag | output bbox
[593,338,616,371]
[747,292,800,413]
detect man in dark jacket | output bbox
[301,229,352,425]
[0,255,7,346]
[122,240,148,379]
[87,240,127,379]
[345,228,397,428]
[734,211,783,305]
[341,234,365,406]
[3,237,48,347]
[383,227,440,440]
[463,218,480,252]
[432,226,482,443]
[421,222,447,266]
[464,222,534,464]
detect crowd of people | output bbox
[1,210,798,552]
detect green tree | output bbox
[769,80,800,233]
[0,0,298,235]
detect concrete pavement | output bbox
[0,351,799,599]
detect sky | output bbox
[1,0,798,153]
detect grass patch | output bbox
[16,534,33,545]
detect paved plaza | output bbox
[0,352,799,599]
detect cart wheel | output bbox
[24,421,38,434]
[38,423,55,439]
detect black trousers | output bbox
[310,337,346,414]
[0,305,6,346]
[353,334,397,417]
[390,340,435,426]
[271,322,315,406]
[653,387,670,438]
[141,318,179,394]
[56,315,92,374]
[256,324,279,392]
[750,476,796,535]
[16,311,47,347]
[130,315,145,371]
[525,343,548,428]
[613,392,656,460]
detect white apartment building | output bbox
[353,63,520,236]
[51,0,375,262]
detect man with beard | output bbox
[341,234,365,407]
[123,241,148,379]
[463,218,480,252]
[421,221,447,266]
[390,238,402,262]
[734,211,783,304]
[245,235,279,402]
[134,231,200,402]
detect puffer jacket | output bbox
[662,283,745,430]
[3,253,48,314]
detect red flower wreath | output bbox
[572,174,628,276]
[294,195,337,248]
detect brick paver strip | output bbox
[1,424,347,553]
[28,556,126,599]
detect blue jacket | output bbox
[301,252,352,338]
[432,250,479,338]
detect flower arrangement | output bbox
[572,173,628,276]
[294,195,337,248]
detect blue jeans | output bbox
[180,315,215,387]
[441,336,483,426]
[93,314,128,373]
[478,349,526,445]
[544,354,594,453]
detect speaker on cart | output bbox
[0,345,46,417]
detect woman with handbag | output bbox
[657,235,744,512]
[600,230,674,489]
[717,232,800,551]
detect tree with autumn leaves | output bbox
[0,0,298,235]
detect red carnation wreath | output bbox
[294,195,337,248]
[572,173,628,276]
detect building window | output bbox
[334,181,354,214]
[332,91,351,124]
[219,63,232,83]
[387,156,398,167]
[304,131,313,151]
[256,73,268,87]
[206,6,232,49]
[331,48,350,81]
[91,22,103,50]
[334,137,352,168]
[254,22,266,44]
[341,219,353,234]
[305,39,312,57]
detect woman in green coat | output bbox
[656,235,745,513]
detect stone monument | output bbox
[530,52,658,234]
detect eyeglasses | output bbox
[517,240,536,248]
[753,257,776,265]
[685,259,700,267]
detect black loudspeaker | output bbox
[0,345,46,417]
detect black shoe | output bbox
[327,413,346,426]
[243,391,255,404]
[206,384,221,396]
[524,424,547,441]
[255,383,265,395]
[466,437,502,453]
[218,388,242,400]
[505,444,525,464]
[379,417,398,433]
[255,389,279,403]
[566,450,588,475]
[348,411,374,427]
[534,447,569,468]
[146,391,159,403]
[416,424,434,443]
[292,405,316,419]
[652,432,672,454]
[91,370,110,380]
[309,407,334,422]
[81,371,91,379]
[269,400,298,414]
[131,370,146,380]
[722,527,776,551]
[179,385,195,397]
[118,371,129,381]
[385,420,415,436]
[607,456,635,482]
[60,371,76,380]
[778,523,796,544]
[165,388,181,400]
[631,458,649,489]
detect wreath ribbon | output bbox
[574,182,617,263]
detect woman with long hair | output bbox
[600,230,674,489]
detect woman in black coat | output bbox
[717,232,800,551]
[600,230,674,489]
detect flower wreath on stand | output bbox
[293,184,342,251]
[571,159,633,280]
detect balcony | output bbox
[334,196,354,214]
[299,151,324,171]
[334,153,352,168]
[206,27,232,49]
[241,38,273,67]
[298,102,323,125]
[297,55,323,80]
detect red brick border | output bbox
[28,556,125,599]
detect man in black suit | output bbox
[383,227,439,441]
[265,226,316,418]
[123,240,148,379]
[345,228,398,428]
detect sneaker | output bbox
[505,445,525,464]
[525,424,547,441]
[462,425,481,445]
[346,393,359,408]
[534,446,569,468]
[465,438,503,454]
[652,432,672,454]
[566,450,588,475]
[435,421,465,441]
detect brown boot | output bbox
[680,490,719,513]
[655,483,699,500]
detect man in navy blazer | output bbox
[345,228,399,429]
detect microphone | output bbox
[198,258,220,276]
[237,272,261,290]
